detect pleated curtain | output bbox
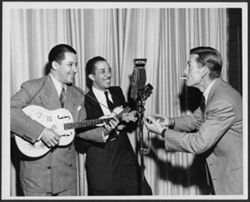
[9,7,227,196]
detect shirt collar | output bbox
[92,86,106,94]
[92,86,112,96]
[203,79,216,104]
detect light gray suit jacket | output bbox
[164,78,243,195]
[11,75,87,194]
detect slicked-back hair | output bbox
[85,56,107,88]
[190,46,222,79]
[48,44,77,68]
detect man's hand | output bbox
[40,127,60,148]
[103,116,120,135]
[150,114,171,127]
[144,114,169,135]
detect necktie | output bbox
[200,95,206,120]
[60,87,66,108]
[104,91,117,141]
[200,95,206,113]
[104,91,115,111]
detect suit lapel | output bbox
[109,87,125,107]
[39,76,61,110]
[109,87,119,107]
[87,89,104,116]
[64,85,81,111]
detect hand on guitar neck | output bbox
[99,106,137,124]
[100,107,138,135]
[102,116,120,136]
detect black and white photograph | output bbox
[1,1,248,200]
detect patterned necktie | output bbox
[200,95,206,121]
[60,87,66,108]
[104,91,115,111]
[200,95,206,113]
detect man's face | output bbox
[54,52,77,84]
[90,60,112,90]
[184,54,204,87]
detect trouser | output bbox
[23,188,77,196]
[205,163,215,195]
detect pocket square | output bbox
[77,106,82,111]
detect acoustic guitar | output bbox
[15,105,135,157]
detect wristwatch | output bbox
[161,118,174,137]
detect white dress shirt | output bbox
[92,86,115,141]
[92,86,113,115]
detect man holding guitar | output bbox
[76,56,152,195]
[11,44,119,196]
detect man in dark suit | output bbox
[11,44,118,196]
[145,46,243,195]
[77,56,152,195]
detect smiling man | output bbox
[76,56,152,195]
[11,44,86,196]
[144,46,243,195]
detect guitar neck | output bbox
[64,118,111,130]
[64,106,130,130]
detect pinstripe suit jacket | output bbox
[163,78,243,195]
[11,75,86,194]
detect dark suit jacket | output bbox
[163,78,243,195]
[82,86,146,195]
[11,75,86,194]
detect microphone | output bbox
[130,58,147,101]
[142,83,153,101]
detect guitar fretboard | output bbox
[64,106,130,130]
[64,118,111,130]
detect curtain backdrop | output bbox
[9,7,228,196]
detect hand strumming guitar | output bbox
[40,127,60,148]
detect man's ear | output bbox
[88,74,95,82]
[51,61,58,70]
[201,66,209,78]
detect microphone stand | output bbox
[135,84,152,195]
[136,90,146,195]
[130,57,153,194]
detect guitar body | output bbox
[15,105,75,157]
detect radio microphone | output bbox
[130,58,147,101]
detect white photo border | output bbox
[2,1,248,200]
